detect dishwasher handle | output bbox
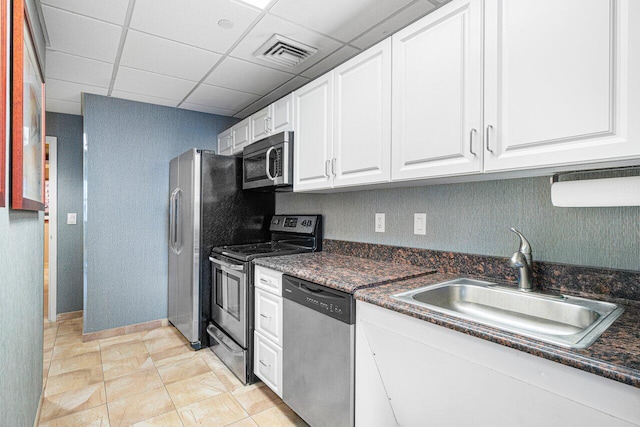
[283,275,355,324]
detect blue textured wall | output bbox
[82,94,237,333]
[0,0,47,424]
[277,177,640,271]
[46,112,84,314]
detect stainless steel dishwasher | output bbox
[282,274,355,427]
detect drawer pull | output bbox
[259,359,270,368]
[260,313,271,319]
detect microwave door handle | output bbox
[265,146,276,181]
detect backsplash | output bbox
[276,176,640,271]
[324,239,640,306]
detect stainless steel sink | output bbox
[393,278,624,349]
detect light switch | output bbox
[414,213,426,235]
[67,213,77,225]
[375,213,385,233]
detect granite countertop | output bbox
[354,273,640,389]
[253,252,435,293]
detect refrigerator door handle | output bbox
[169,188,180,253]
[174,189,183,253]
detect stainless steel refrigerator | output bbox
[168,149,274,349]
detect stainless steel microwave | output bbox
[243,132,293,191]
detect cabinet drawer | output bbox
[255,266,283,295]
[255,288,283,345]
[254,331,282,397]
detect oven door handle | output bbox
[209,257,244,271]
[265,146,276,181]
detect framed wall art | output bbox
[12,0,45,211]
[0,0,7,207]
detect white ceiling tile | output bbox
[46,98,82,115]
[120,30,222,82]
[300,45,360,79]
[180,103,237,117]
[46,78,108,103]
[184,84,261,112]
[129,0,261,54]
[230,14,342,73]
[234,75,310,118]
[42,5,122,62]
[110,91,179,108]
[205,57,294,96]
[40,0,130,25]
[45,50,113,88]
[351,1,436,49]
[270,0,414,43]
[113,67,196,101]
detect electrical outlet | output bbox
[67,213,77,225]
[375,213,385,233]
[414,213,426,235]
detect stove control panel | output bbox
[270,215,319,234]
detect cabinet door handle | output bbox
[331,158,337,176]
[469,128,477,156]
[486,125,494,154]
[259,360,270,368]
[259,313,271,319]
[325,160,331,178]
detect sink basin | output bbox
[393,278,624,349]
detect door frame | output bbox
[46,136,57,322]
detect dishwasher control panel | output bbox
[282,275,355,324]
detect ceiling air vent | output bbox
[253,34,318,68]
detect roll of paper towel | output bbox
[551,176,640,207]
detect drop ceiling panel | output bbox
[40,0,130,25]
[204,57,295,96]
[301,45,360,79]
[270,0,414,43]
[129,0,261,54]
[120,30,223,82]
[42,5,122,62]
[230,14,342,73]
[184,84,261,112]
[46,98,82,115]
[180,103,237,117]
[351,1,436,49]
[46,51,113,88]
[46,78,108,103]
[114,67,196,101]
[234,75,310,118]
[111,90,180,108]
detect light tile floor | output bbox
[41,318,308,426]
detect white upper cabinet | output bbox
[250,94,295,143]
[334,38,392,188]
[483,0,640,171]
[217,127,232,155]
[271,93,295,134]
[294,40,392,191]
[231,117,251,155]
[294,73,334,191]
[391,0,482,181]
[250,106,271,143]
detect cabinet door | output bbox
[293,73,334,191]
[250,106,272,143]
[254,331,283,398]
[391,0,483,181]
[217,128,232,155]
[333,39,392,188]
[271,93,295,133]
[231,118,251,155]
[484,0,640,171]
[255,288,282,345]
[255,266,283,296]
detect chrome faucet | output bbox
[509,228,533,291]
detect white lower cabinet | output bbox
[254,266,283,397]
[356,301,640,427]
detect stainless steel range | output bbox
[207,215,322,384]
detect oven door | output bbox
[210,256,248,347]
[243,143,290,189]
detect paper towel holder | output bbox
[550,166,640,207]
